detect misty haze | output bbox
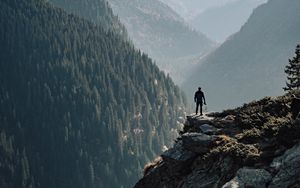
[1,0,300,188]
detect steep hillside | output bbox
[190,0,266,42]
[184,0,300,111]
[135,93,300,187]
[107,0,213,59]
[0,0,186,187]
[49,0,127,37]
[107,0,215,84]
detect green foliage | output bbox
[49,0,128,38]
[107,0,214,59]
[204,93,300,169]
[208,138,260,165]
[0,0,186,187]
[284,44,300,91]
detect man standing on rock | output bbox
[194,87,206,115]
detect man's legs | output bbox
[200,103,203,115]
[196,102,203,115]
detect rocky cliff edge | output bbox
[134,94,300,188]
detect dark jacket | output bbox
[194,90,205,103]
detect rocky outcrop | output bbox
[269,143,300,187]
[181,132,217,154]
[135,95,300,188]
[161,140,197,162]
[222,168,272,188]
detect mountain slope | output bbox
[107,0,214,59]
[184,0,300,111]
[49,0,127,37]
[135,94,300,187]
[107,0,215,84]
[0,0,186,187]
[190,0,266,42]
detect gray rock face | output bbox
[180,156,238,188]
[161,141,196,162]
[181,132,216,154]
[222,115,236,121]
[269,143,300,188]
[222,167,272,188]
[196,118,214,125]
[182,172,220,188]
[199,124,219,135]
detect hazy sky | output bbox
[179,0,237,10]
[160,0,266,20]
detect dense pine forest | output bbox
[49,0,127,38]
[0,0,186,187]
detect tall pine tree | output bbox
[284,44,300,91]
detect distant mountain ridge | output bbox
[159,0,238,21]
[107,0,214,59]
[107,0,215,84]
[184,0,300,111]
[189,0,267,42]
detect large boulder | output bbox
[181,132,216,154]
[187,115,214,126]
[180,156,239,188]
[135,141,198,188]
[222,167,272,188]
[199,124,220,135]
[269,143,300,187]
[181,171,220,188]
[161,140,197,162]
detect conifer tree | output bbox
[284,44,300,91]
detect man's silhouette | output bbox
[194,87,206,115]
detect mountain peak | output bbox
[107,0,215,84]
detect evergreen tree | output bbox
[284,44,300,91]
[0,0,186,187]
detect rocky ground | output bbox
[134,93,300,188]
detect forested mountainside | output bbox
[107,0,215,84]
[0,0,186,187]
[49,0,127,37]
[107,0,214,59]
[184,0,300,111]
